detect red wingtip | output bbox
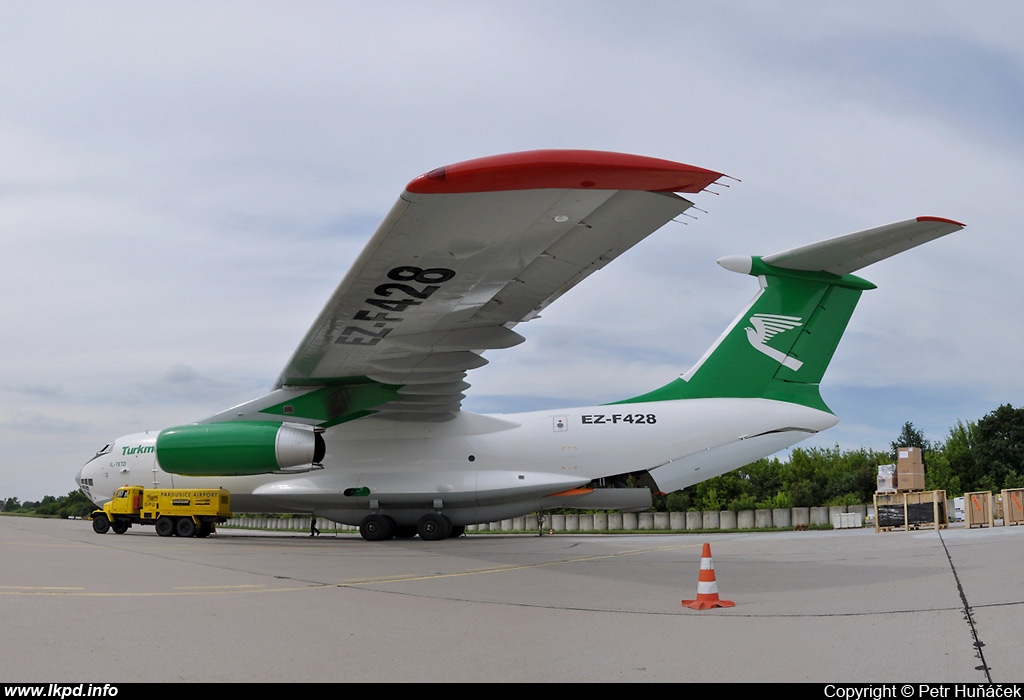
[916,216,966,228]
[407,150,725,195]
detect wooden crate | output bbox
[964,491,994,528]
[874,490,947,532]
[1002,488,1024,526]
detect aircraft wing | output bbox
[208,150,724,426]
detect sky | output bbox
[2,1,1022,501]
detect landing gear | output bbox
[356,511,460,541]
[359,514,395,541]
[417,513,452,541]
[92,517,110,534]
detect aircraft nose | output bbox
[76,459,102,505]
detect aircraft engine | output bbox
[155,422,326,476]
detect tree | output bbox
[971,404,1024,492]
[928,420,973,494]
[782,445,884,507]
[35,495,60,516]
[891,421,928,457]
[0,491,94,518]
[58,490,96,518]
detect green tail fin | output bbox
[618,262,872,412]
[615,216,966,412]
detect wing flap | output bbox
[385,326,525,352]
[368,350,488,373]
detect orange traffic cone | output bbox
[681,542,735,610]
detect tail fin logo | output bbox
[744,314,804,371]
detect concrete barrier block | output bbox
[686,511,703,530]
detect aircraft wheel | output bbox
[92,517,110,535]
[359,514,394,541]
[111,520,129,535]
[448,524,466,538]
[417,514,451,541]
[393,525,418,539]
[155,516,175,537]
[176,517,196,538]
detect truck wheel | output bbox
[176,517,196,538]
[155,516,175,537]
[92,517,110,535]
[196,522,213,538]
[111,520,129,534]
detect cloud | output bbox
[4,384,66,399]
[1,1,1020,500]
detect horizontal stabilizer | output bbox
[635,214,965,412]
[747,217,965,276]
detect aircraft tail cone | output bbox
[681,542,735,610]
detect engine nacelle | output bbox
[156,422,326,476]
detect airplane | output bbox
[75,149,965,541]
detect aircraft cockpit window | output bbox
[83,442,114,466]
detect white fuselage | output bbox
[77,397,837,526]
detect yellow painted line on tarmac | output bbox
[0,584,316,597]
[0,540,85,547]
[332,540,708,586]
[174,584,270,590]
[0,539,712,597]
